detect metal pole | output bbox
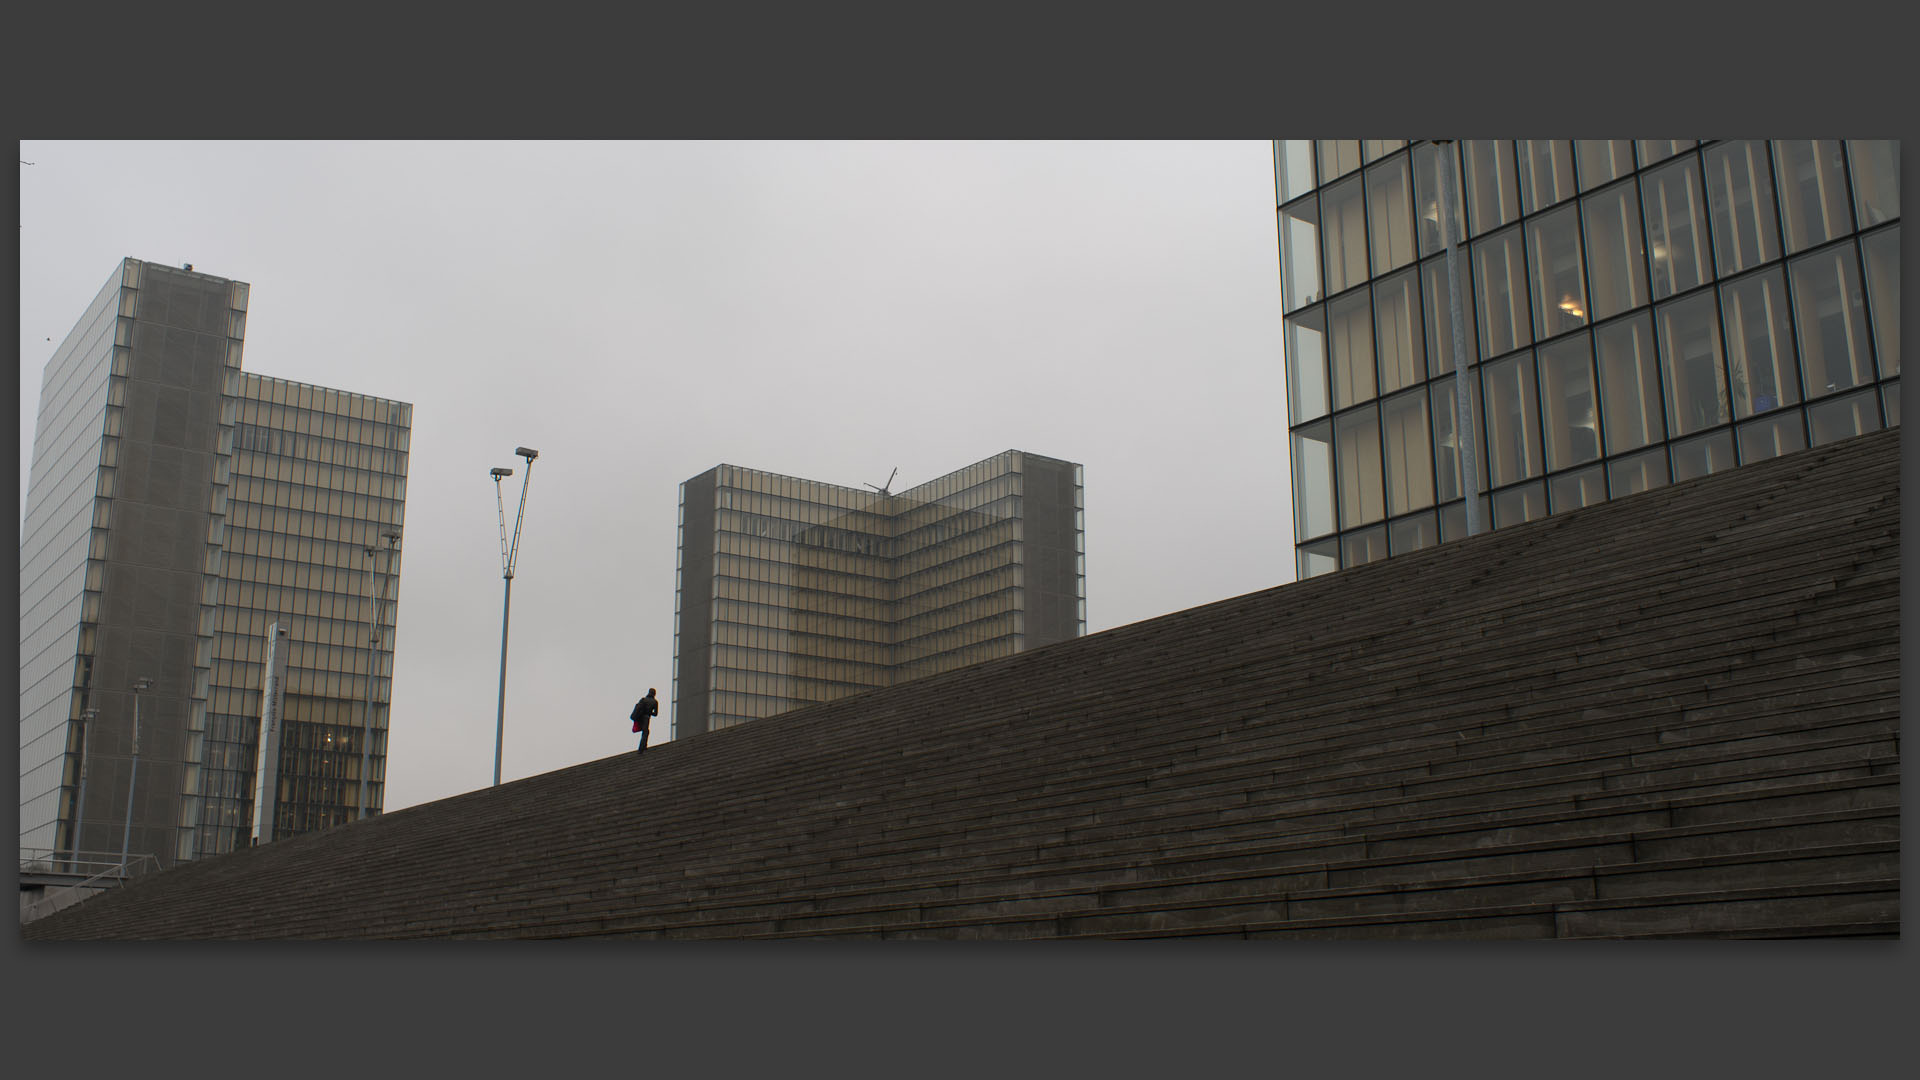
[1437,140,1485,536]
[122,678,152,874]
[494,573,512,787]
[73,708,96,869]
[360,542,377,820]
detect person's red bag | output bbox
[631,720,642,732]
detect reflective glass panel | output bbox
[1789,242,1873,398]
[1860,225,1899,376]
[1537,332,1601,472]
[1516,140,1576,213]
[1438,496,1491,541]
[1737,410,1807,464]
[1655,291,1729,436]
[1335,405,1385,528]
[1482,352,1543,486]
[1318,140,1361,183]
[1286,307,1330,424]
[1430,375,1484,503]
[1527,203,1589,340]
[1703,140,1781,276]
[1381,389,1434,516]
[1548,466,1606,513]
[1492,481,1546,529]
[1582,179,1648,323]
[1596,312,1664,453]
[1276,140,1316,203]
[1636,140,1695,166]
[1322,175,1369,295]
[1671,429,1735,482]
[1373,268,1422,394]
[1473,226,1531,359]
[1366,156,1416,276]
[1642,157,1711,300]
[1341,526,1388,569]
[1413,141,1467,257]
[1719,267,1799,418]
[1773,140,1853,253]
[1882,382,1899,425]
[1298,539,1339,580]
[1422,254,1478,379]
[1362,139,1406,163]
[1808,388,1880,445]
[1847,140,1900,227]
[1329,290,1376,409]
[1388,512,1438,555]
[1280,198,1321,310]
[1292,422,1336,540]
[1609,447,1670,496]
[1463,140,1519,236]
[1575,140,1635,190]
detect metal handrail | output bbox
[20,850,163,923]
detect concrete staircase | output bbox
[24,429,1900,940]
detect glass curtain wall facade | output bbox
[674,451,1085,738]
[1276,139,1900,578]
[18,258,411,868]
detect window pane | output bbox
[1482,352,1543,486]
[1537,332,1602,471]
[1808,388,1881,445]
[1285,307,1330,424]
[1642,157,1711,299]
[1527,203,1589,340]
[1280,198,1321,310]
[1382,389,1434,516]
[1292,421,1336,540]
[1438,496,1491,541]
[1703,140,1781,276]
[1318,140,1361,183]
[1473,226,1531,359]
[1861,225,1899,377]
[1298,539,1339,580]
[1582,179,1649,322]
[1329,291,1376,409]
[1341,526,1388,569]
[1773,140,1853,254]
[1575,140,1635,190]
[1636,140,1695,167]
[1847,140,1900,227]
[1656,291,1730,436]
[1671,429,1735,482]
[1422,254,1478,378]
[1719,267,1799,419]
[1276,140,1316,203]
[1362,139,1406,163]
[1883,382,1899,425]
[1430,375,1484,503]
[1549,465,1606,513]
[1492,481,1546,529]
[1609,447,1670,496]
[1413,142,1466,257]
[1366,156,1416,276]
[1373,269,1422,394]
[1596,314,1663,453]
[1388,512,1438,555]
[1322,176,1369,294]
[1789,242,1873,398]
[1463,140,1519,236]
[1737,410,1807,464]
[1517,140,1576,213]
[1335,405,1385,528]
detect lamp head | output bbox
[491,467,514,479]
[381,528,402,542]
[133,677,154,691]
[516,447,539,461]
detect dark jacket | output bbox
[631,693,658,721]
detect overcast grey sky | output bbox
[18,140,1293,812]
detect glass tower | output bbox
[674,451,1086,738]
[1276,140,1900,578]
[18,258,412,868]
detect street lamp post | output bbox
[491,447,538,787]
[122,677,153,874]
[359,527,401,820]
[73,708,97,868]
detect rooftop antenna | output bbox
[863,466,898,497]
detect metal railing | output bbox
[19,848,163,923]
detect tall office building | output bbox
[19,258,411,869]
[1275,140,1900,577]
[674,450,1084,738]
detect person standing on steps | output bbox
[631,688,659,756]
